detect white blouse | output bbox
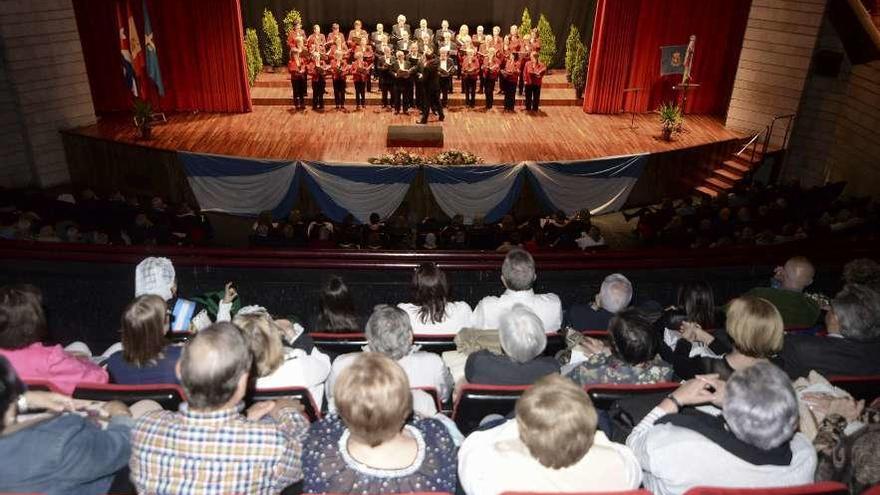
[397,301,473,335]
[255,347,332,408]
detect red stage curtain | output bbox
[73,0,252,114]
[583,0,751,116]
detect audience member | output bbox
[745,257,821,328]
[309,275,362,332]
[465,304,559,386]
[783,284,880,378]
[105,294,182,385]
[841,257,880,291]
[135,257,236,332]
[326,305,453,411]
[669,280,723,329]
[0,284,108,394]
[0,355,133,495]
[565,307,673,385]
[234,308,332,406]
[627,363,817,495]
[565,273,633,330]
[397,262,473,335]
[458,374,641,495]
[660,296,784,380]
[130,322,309,495]
[471,248,562,331]
[303,353,457,494]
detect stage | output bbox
[68,75,741,164]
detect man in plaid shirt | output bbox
[130,322,309,495]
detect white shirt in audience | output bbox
[458,419,642,495]
[626,407,817,495]
[254,347,332,408]
[397,301,473,335]
[325,350,453,412]
[471,289,562,331]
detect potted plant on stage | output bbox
[133,98,153,140]
[569,40,588,100]
[658,102,682,141]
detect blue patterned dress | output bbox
[302,414,457,494]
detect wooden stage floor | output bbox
[72,105,742,165]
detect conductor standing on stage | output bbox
[418,51,444,124]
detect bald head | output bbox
[178,322,252,410]
[778,257,815,292]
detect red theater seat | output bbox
[452,383,530,435]
[502,491,651,495]
[23,379,60,393]
[584,382,681,410]
[827,375,880,401]
[683,482,850,495]
[71,383,186,411]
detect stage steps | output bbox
[695,154,764,199]
[250,71,582,107]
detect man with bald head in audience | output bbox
[746,257,821,328]
[130,322,309,495]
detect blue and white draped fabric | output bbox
[180,152,300,219]
[525,154,647,215]
[299,162,419,223]
[424,163,526,223]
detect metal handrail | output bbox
[736,130,763,156]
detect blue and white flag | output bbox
[300,162,419,223]
[143,0,165,96]
[526,154,647,215]
[180,152,300,219]
[424,164,525,223]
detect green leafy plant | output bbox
[282,9,302,36]
[260,8,283,67]
[520,8,533,35]
[536,14,557,68]
[658,102,683,140]
[132,98,153,139]
[368,149,484,165]
[570,40,588,99]
[564,25,581,83]
[244,28,262,86]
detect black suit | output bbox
[565,304,614,331]
[782,334,880,379]
[391,59,412,112]
[418,58,443,123]
[414,27,434,43]
[392,23,412,44]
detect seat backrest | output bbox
[861,484,880,495]
[413,334,458,354]
[310,332,369,358]
[413,386,443,413]
[584,382,681,411]
[502,491,652,495]
[827,375,880,401]
[683,482,849,495]
[23,379,59,393]
[249,386,321,422]
[72,383,186,411]
[452,384,530,435]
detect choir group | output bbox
[285,15,548,114]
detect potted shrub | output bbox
[260,8,283,71]
[564,25,582,83]
[658,102,683,141]
[536,14,557,72]
[132,98,152,140]
[570,41,588,100]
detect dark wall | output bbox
[241,0,597,66]
[0,257,845,354]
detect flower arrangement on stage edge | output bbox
[368,149,484,165]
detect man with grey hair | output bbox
[782,283,880,378]
[565,273,633,330]
[131,322,309,495]
[326,305,453,411]
[465,304,559,385]
[746,256,820,327]
[472,248,563,331]
[627,362,816,495]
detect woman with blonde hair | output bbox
[303,353,457,494]
[459,374,641,495]
[234,308,331,405]
[663,296,784,379]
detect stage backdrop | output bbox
[242,0,597,67]
[73,0,252,114]
[583,0,751,116]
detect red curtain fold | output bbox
[73,0,252,114]
[583,0,751,116]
